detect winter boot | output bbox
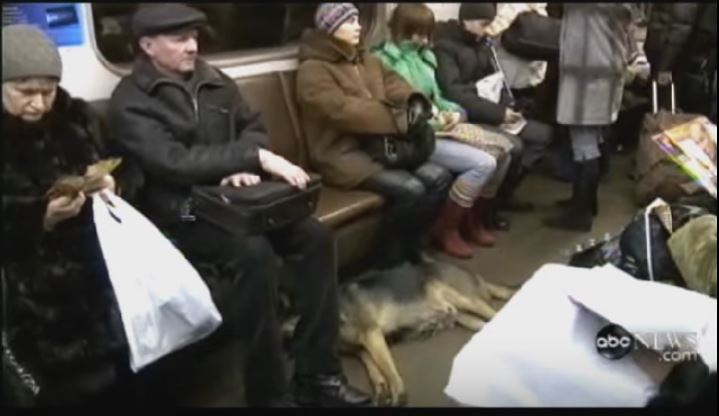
[543,159,599,232]
[432,200,475,259]
[463,199,497,247]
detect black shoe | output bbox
[481,198,511,231]
[486,210,511,231]
[294,374,373,407]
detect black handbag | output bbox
[363,93,436,170]
[501,12,561,61]
[189,174,322,235]
[568,204,710,284]
[363,121,436,170]
[2,268,41,406]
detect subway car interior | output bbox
[1,2,717,409]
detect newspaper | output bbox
[500,116,528,136]
[651,118,718,198]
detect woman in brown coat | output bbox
[297,3,452,267]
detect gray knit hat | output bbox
[315,3,359,34]
[2,24,62,82]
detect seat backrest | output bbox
[235,71,308,168]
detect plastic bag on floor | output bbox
[668,215,717,297]
[92,193,222,372]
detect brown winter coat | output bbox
[296,29,417,189]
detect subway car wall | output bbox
[1,3,409,101]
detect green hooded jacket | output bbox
[373,40,466,128]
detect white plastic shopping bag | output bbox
[475,71,505,104]
[445,264,716,407]
[92,193,222,372]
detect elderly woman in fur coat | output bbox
[2,24,125,406]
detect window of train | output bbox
[91,3,378,68]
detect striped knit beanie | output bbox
[315,3,359,34]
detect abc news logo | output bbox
[595,324,700,362]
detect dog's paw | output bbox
[394,389,409,407]
[375,385,393,407]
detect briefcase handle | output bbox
[652,78,676,115]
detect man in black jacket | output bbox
[107,4,370,408]
[645,3,717,117]
[433,3,555,219]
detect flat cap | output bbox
[131,3,207,38]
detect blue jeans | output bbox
[430,138,510,207]
[568,126,603,162]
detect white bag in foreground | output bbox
[445,264,716,407]
[92,193,222,372]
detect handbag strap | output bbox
[482,37,517,108]
[2,267,41,397]
[643,199,669,282]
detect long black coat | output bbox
[2,88,127,404]
[644,3,715,76]
[108,57,268,226]
[433,20,508,126]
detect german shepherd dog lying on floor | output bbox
[281,253,517,406]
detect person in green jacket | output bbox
[373,3,515,259]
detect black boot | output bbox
[556,162,598,216]
[294,373,373,407]
[543,159,599,232]
[497,166,535,213]
[599,140,612,180]
[482,198,511,231]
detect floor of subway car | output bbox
[168,153,640,407]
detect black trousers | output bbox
[518,119,554,170]
[165,217,341,404]
[358,162,452,267]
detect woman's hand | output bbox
[44,193,86,231]
[504,108,523,124]
[437,112,463,131]
[88,174,116,194]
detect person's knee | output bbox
[226,235,278,282]
[415,163,452,195]
[523,120,555,147]
[293,217,334,252]
[469,153,497,180]
[398,177,427,204]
